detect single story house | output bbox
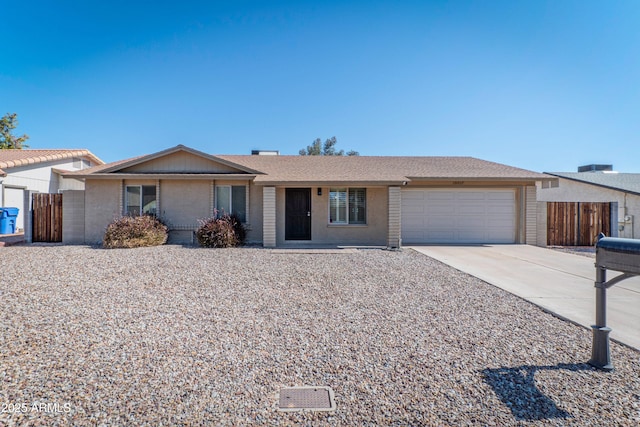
[63,145,554,247]
[538,165,640,241]
[0,149,103,236]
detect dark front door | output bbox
[285,188,311,240]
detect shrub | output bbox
[196,214,246,248]
[103,215,168,249]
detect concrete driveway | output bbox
[408,245,640,350]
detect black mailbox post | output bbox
[589,234,640,371]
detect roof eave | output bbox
[252,180,406,186]
[71,173,258,180]
[406,176,556,182]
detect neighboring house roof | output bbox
[545,172,640,197]
[220,155,552,185]
[0,149,104,177]
[64,144,552,184]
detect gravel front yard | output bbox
[1,246,639,426]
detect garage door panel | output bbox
[487,191,515,201]
[403,204,425,214]
[425,230,456,241]
[457,204,488,215]
[402,189,516,244]
[456,217,485,228]
[487,219,514,228]
[425,205,456,215]
[403,192,426,202]
[426,192,455,201]
[487,205,515,214]
[427,216,456,228]
[458,192,487,201]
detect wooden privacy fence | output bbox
[32,193,63,242]
[547,202,611,246]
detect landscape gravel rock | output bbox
[1,245,639,426]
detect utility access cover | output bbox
[278,386,336,412]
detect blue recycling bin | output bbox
[0,207,19,234]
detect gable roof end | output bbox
[67,145,266,177]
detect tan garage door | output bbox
[401,189,517,244]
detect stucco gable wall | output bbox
[120,151,243,173]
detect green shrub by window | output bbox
[196,213,246,248]
[103,215,168,248]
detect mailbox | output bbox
[596,237,640,275]
[589,234,640,371]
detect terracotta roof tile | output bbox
[0,149,104,176]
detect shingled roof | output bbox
[62,145,552,184]
[219,155,551,184]
[0,149,104,177]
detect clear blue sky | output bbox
[2,0,639,172]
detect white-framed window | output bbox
[125,185,157,216]
[329,188,366,224]
[215,185,247,222]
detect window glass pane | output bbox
[125,186,141,216]
[142,186,157,215]
[216,186,231,216]
[232,186,247,222]
[329,188,347,223]
[349,188,366,224]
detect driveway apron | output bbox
[408,245,640,350]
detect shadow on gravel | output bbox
[482,363,596,421]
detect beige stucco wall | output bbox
[84,180,122,243]
[160,180,210,227]
[537,178,640,239]
[82,178,260,245]
[275,186,388,246]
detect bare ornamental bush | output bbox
[196,214,246,248]
[103,215,168,248]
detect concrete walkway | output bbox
[408,245,640,350]
[0,232,25,247]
